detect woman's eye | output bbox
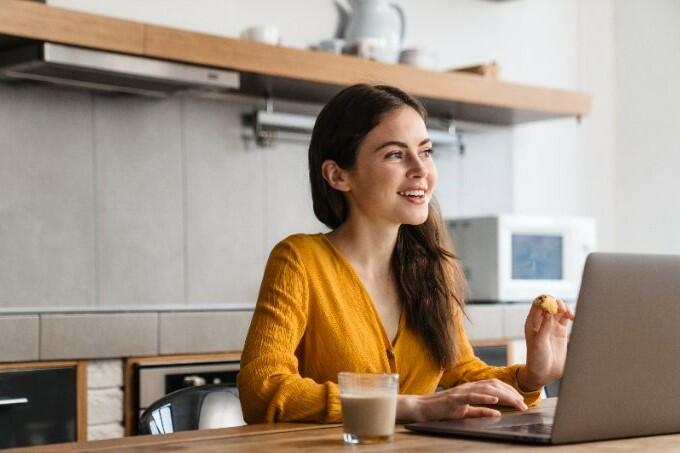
[385,151,403,159]
[420,148,434,158]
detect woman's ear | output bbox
[321,160,351,192]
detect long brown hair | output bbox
[308,84,466,368]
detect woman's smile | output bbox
[397,188,429,204]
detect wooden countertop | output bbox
[0,0,591,125]
[15,399,680,452]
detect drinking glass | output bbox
[338,372,399,444]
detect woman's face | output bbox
[343,105,437,227]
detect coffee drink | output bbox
[338,372,399,444]
[341,393,397,438]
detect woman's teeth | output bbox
[398,190,425,198]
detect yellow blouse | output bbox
[238,233,540,423]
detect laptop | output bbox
[406,253,680,444]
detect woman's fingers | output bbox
[557,300,575,325]
[528,298,575,333]
[463,406,502,418]
[446,394,503,419]
[526,303,545,333]
[456,392,499,406]
[457,380,528,410]
[487,380,528,410]
[536,311,555,340]
[420,381,530,421]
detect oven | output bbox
[131,359,240,435]
[0,366,77,448]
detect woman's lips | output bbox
[398,192,429,205]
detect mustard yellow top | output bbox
[238,234,540,423]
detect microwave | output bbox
[446,215,596,303]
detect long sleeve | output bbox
[237,240,342,423]
[439,307,542,406]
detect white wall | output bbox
[512,1,616,253]
[613,0,680,254]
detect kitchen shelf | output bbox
[0,0,591,125]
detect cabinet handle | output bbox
[0,398,28,406]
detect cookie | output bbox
[532,294,559,314]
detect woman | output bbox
[237,84,574,423]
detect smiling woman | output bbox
[237,84,573,425]
[309,86,453,364]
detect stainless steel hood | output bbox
[0,42,239,97]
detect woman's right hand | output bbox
[397,379,528,422]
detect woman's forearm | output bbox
[516,365,543,392]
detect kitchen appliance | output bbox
[132,359,240,435]
[447,214,596,303]
[0,367,77,449]
[336,0,405,63]
[0,42,240,97]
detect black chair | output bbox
[138,384,245,435]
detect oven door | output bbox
[132,361,240,434]
[0,367,77,448]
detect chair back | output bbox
[139,384,245,435]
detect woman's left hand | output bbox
[517,299,575,392]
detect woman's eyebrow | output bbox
[374,138,432,152]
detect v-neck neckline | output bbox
[318,233,403,347]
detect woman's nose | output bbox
[406,154,428,177]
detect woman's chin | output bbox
[399,212,429,226]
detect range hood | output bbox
[0,42,239,97]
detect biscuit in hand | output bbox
[532,294,559,314]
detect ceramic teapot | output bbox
[336,0,405,63]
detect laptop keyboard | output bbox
[493,423,553,435]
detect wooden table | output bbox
[12,399,680,452]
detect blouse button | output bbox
[386,348,395,359]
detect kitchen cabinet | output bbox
[0,0,590,125]
[0,361,87,448]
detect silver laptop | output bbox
[406,253,680,444]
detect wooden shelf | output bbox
[0,0,591,125]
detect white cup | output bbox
[399,48,438,69]
[317,38,346,54]
[351,37,389,61]
[240,25,280,45]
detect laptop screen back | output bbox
[552,253,680,444]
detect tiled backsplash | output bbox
[0,310,252,362]
[0,306,535,363]
[0,82,513,312]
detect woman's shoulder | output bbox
[271,233,330,259]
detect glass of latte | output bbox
[338,372,399,444]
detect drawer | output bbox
[0,367,77,449]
